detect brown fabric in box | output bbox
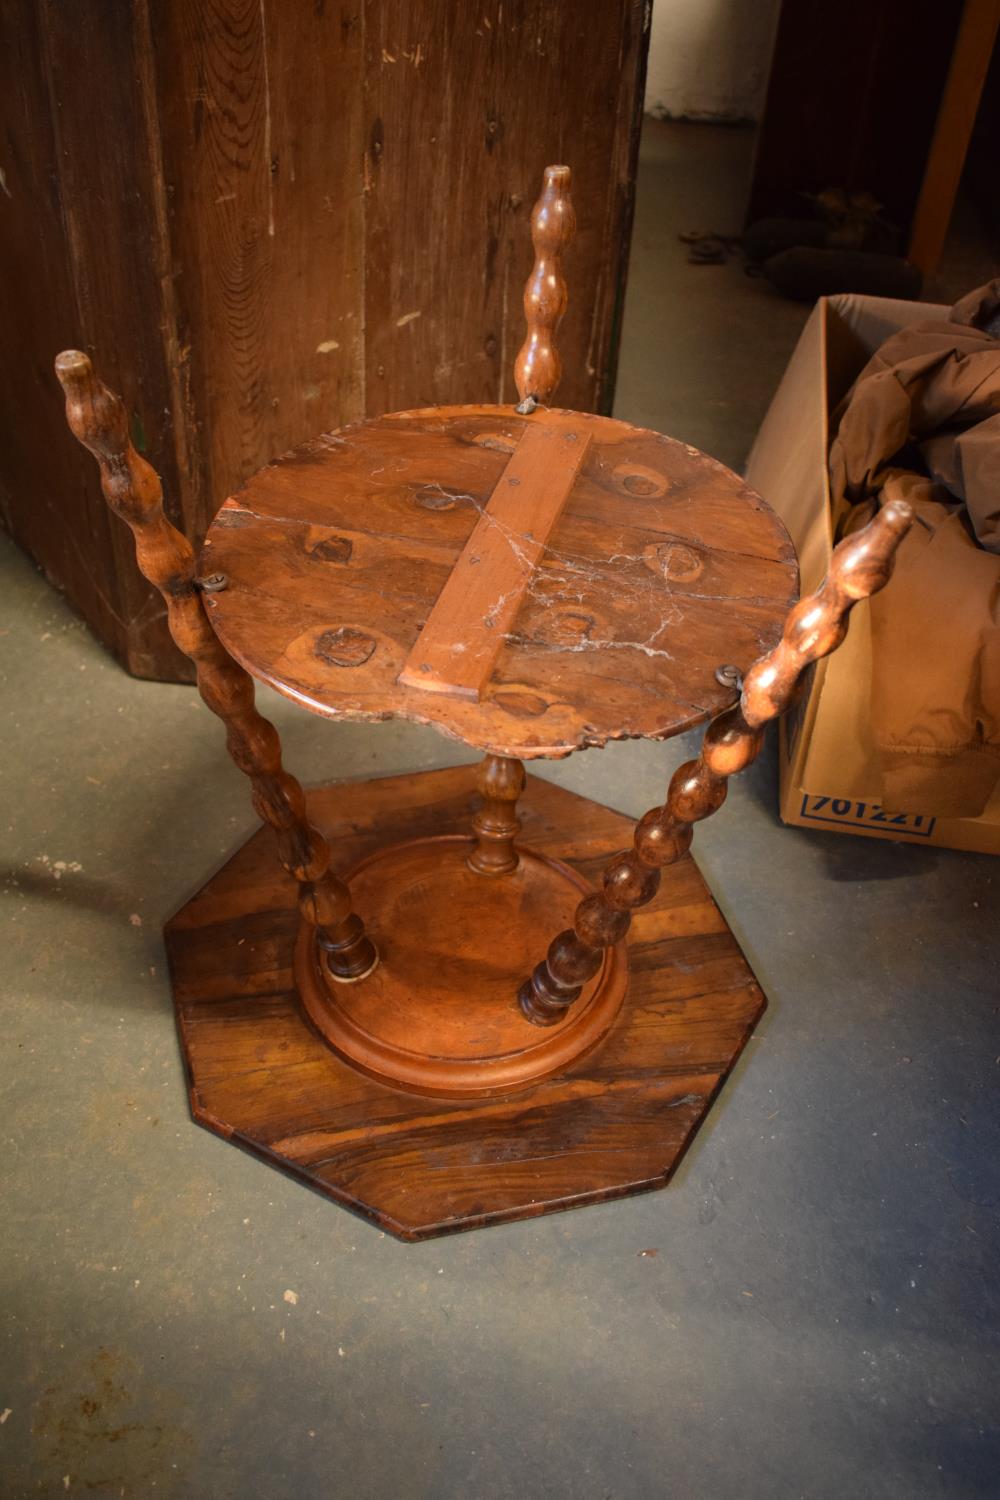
[829,280,1000,817]
[870,478,1000,817]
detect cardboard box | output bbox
[746,292,1000,855]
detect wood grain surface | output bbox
[153,0,368,534]
[0,0,191,678]
[397,413,592,698]
[2,2,647,680]
[202,405,797,758]
[361,1,648,417]
[295,834,629,1098]
[166,765,767,1239]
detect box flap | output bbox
[826,293,949,363]
[747,295,953,596]
[745,301,832,594]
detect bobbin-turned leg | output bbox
[468,754,526,876]
[518,498,915,1025]
[514,163,575,409]
[55,350,377,982]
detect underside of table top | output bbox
[201,404,798,759]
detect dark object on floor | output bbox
[679,230,740,264]
[763,248,923,302]
[743,196,900,264]
[804,188,900,254]
[742,217,829,262]
[688,235,728,264]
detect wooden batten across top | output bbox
[397,413,592,700]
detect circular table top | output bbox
[201,405,798,760]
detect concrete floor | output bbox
[3,122,998,1499]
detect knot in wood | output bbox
[314,627,377,668]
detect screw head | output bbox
[198,572,229,593]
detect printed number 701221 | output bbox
[799,794,936,837]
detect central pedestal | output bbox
[296,836,628,1098]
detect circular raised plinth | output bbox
[201,404,797,759]
[295,835,628,1098]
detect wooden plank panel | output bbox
[0,0,189,677]
[362,0,649,416]
[2,2,647,681]
[151,0,367,538]
[0,3,103,640]
[398,417,591,698]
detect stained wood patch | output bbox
[398,416,591,699]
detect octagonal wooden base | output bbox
[165,765,767,1240]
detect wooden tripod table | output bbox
[56,168,912,1239]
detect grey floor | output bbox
[3,122,998,1499]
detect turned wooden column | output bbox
[55,350,377,982]
[514,164,575,408]
[464,166,573,876]
[518,498,915,1024]
[468,755,526,876]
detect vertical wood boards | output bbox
[0,1,648,680]
[151,0,368,534]
[0,0,189,677]
[363,0,648,416]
